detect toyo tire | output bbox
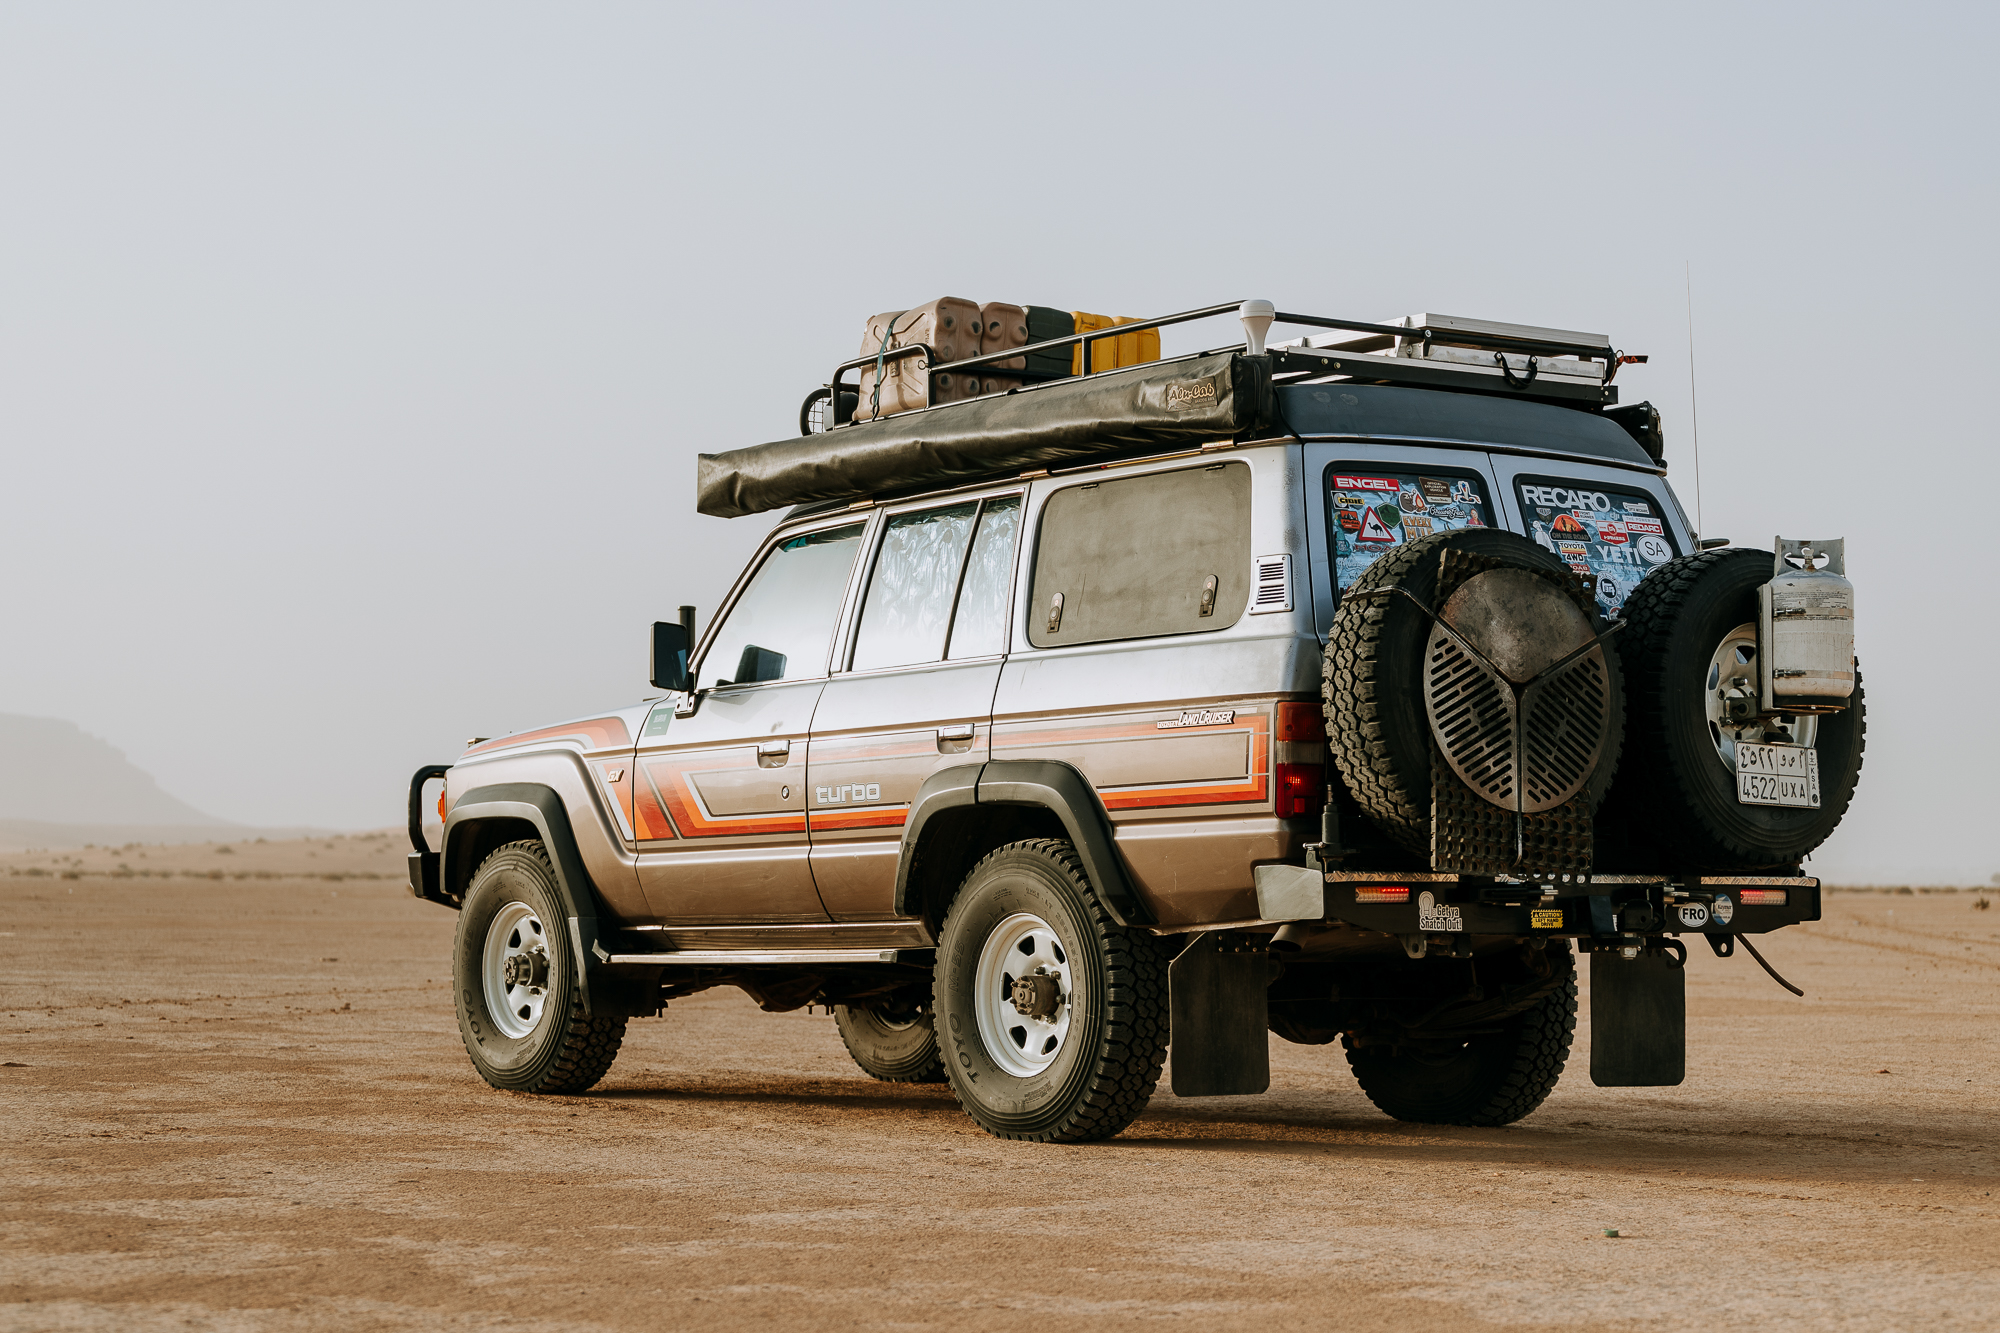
[453,840,627,1094]
[1323,529,1624,855]
[833,999,947,1083]
[1601,548,1866,870]
[1345,943,1577,1127]
[933,839,1169,1143]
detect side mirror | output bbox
[649,620,691,692]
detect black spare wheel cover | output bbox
[1323,529,1625,856]
[1597,548,1865,870]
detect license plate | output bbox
[1736,742,1820,808]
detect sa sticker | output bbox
[1678,902,1710,929]
[1636,533,1674,565]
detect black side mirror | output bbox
[650,620,691,692]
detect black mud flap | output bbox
[1168,933,1270,1097]
[1589,949,1686,1087]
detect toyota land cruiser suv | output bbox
[408,300,1863,1143]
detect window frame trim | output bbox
[834,486,1026,677]
[690,510,880,696]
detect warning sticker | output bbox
[1356,506,1398,544]
[1530,908,1565,930]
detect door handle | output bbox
[936,724,976,751]
[756,739,791,768]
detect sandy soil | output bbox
[3,847,1996,1332]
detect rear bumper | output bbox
[1250,853,1819,942]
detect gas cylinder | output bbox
[1759,538,1855,712]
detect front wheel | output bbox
[453,840,626,1094]
[933,839,1168,1142]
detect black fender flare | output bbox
[893,759,1150,927]
[443,782,607,1011]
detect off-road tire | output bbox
[1601,549,1866,869]
[1344,944,1577,1126]
[933,839,1169,1142]
[833,1000,946,1083]
[1324,529,1619,855]
[454,840,626,1094]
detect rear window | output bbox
[1029,462,1251,648]
[1516,477,1679,613]
[1328,467,1494,591]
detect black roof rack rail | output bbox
[809,300,1635,432]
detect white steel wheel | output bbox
[482,900,553,1039]
[972,911,1078,1077]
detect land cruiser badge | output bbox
[1157,709,1235,730]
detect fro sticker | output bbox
[1711,894,1735,926]
[1678,902,1711,929]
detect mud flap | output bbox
[1168,932,1271,1097]
[1589,949,1686,1087]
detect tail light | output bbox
[1273,702,1326,818]
[1737,889,1787,905]
[1275,763,1323,817]
[1354,885,1411,903]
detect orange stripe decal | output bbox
[465,716,633,757]
[643,759,807,839]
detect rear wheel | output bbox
[453,841,626,1094]
[1344,944,1577,1126]
[933,839,1168,1142]
[833,998,946,1083]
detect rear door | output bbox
[632,517,870,923]
[805,491,1023,919]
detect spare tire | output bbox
[1599,549,1865,870]
[1324,530,1624,857]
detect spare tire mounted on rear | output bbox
[1324,530,1626,876]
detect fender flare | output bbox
[893,759,1150,927]
[443,782,606,1011]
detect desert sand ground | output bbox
[2,837,1995,1332]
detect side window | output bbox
[1328,467,1493,591]
[849,503,979,673]
[701,522,865,687]
[1516,477,1679,614]
[1029,462,1251,649]
[945,496,1021,659]
[847,494,1023,672]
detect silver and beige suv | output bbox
[409,300,1863,1142]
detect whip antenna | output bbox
[1685,261,1704,539]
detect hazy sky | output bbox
[3,3,1994,881]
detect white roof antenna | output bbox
[1239,300,1276,356]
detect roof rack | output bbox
[801,299,1643,432]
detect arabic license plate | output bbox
[1736,743,1820,808]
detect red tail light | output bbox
[1354,885,1411,903]
[1275,763,1323,818]
[1737,889,1787,905]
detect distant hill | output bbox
[0,712,230,826]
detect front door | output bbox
[634,518,870,923]
[807,493,1022,919]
